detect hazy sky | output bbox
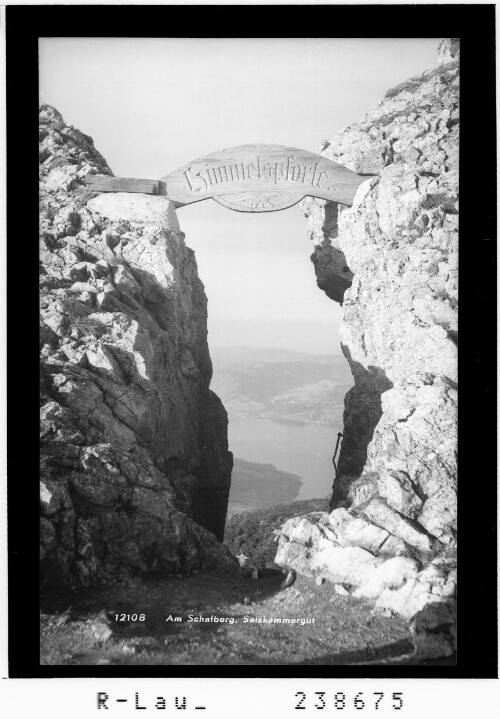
[40,38,442,354]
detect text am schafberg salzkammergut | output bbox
[165,614,315,626]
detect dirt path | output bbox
[41,570,420,666]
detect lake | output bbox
[227,416,340,501]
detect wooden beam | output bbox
[84,146,378,212]
[86,176,160,195]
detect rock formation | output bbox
[278,41,458,657]
[39,105,236,588]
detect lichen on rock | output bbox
[39,104,236,588]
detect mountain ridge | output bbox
[210,345,345,367]
[210,346,352,425]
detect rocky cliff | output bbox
[278,40,458,657]
[39,105,235,588]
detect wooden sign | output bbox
[86,144,373,212]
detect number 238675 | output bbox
[294,692,404,711]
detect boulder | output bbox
[410,601,457,659]
[353,556,420,599]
